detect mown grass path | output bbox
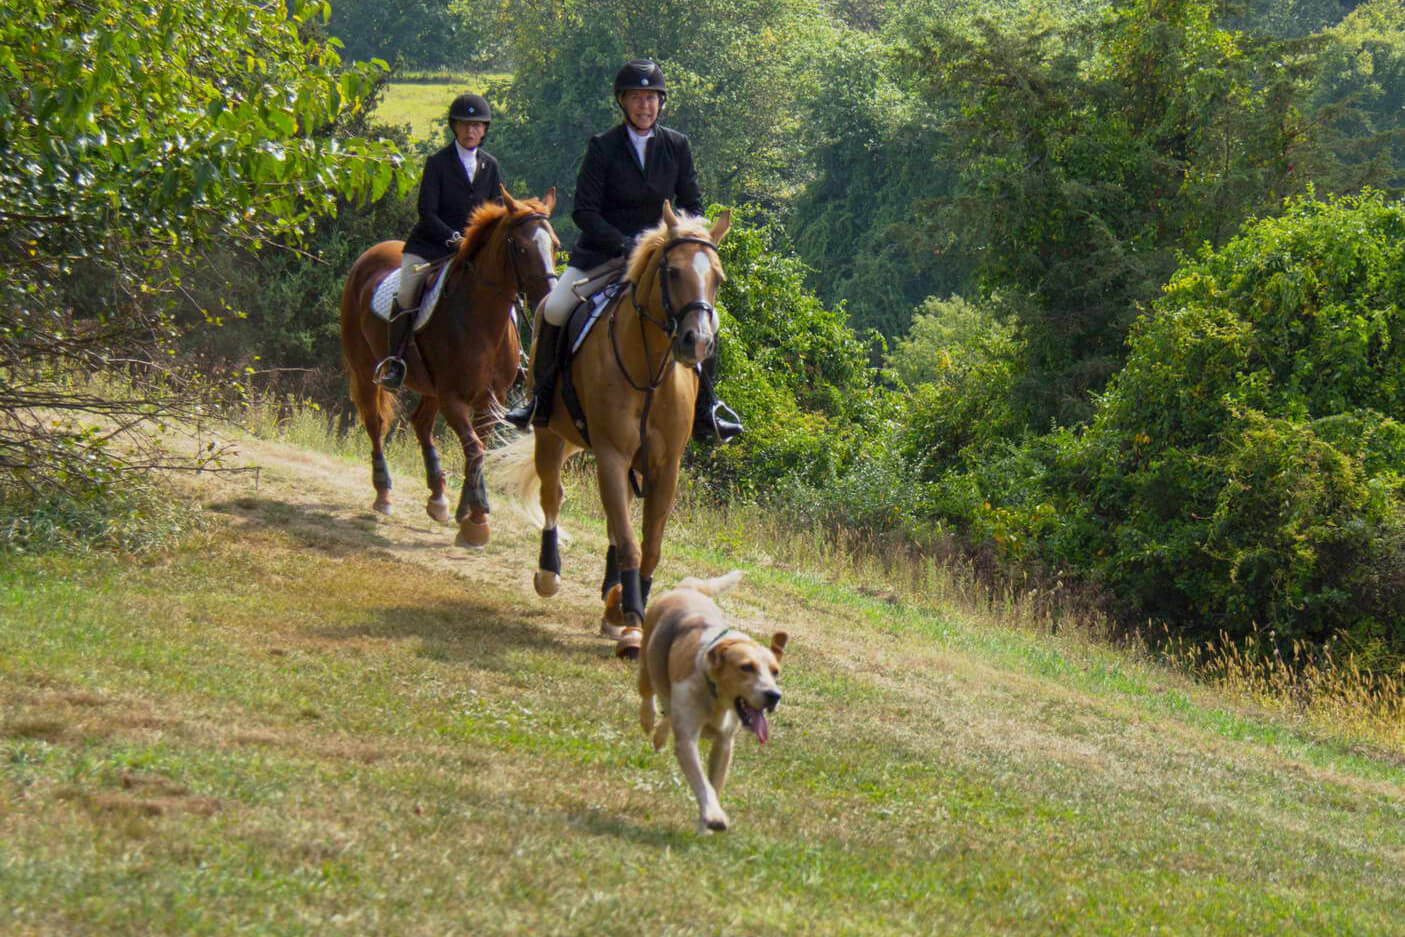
[1,431,1402,936]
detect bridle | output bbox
[506,211,556,295]
[467,210,556,305]
[606,234,722,497]
[613,235,720,393]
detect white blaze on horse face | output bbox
[691,251,720,331]
[531,226,556,276]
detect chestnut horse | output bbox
[340,187,559,548]
[500,203,731,657]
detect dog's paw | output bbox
[698,808,729,833]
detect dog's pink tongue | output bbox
[751,708,770,744]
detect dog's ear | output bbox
[770,632,789,658]
[703,629,732,673]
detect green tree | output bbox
[0,0,409,496]
[902,0,1390,428]
[1313,0,1405,188]
[787,29,968,338]
[484,0,830,239]
[690,207,883,494]
[329,0,492,70]
[1226,0,1359,38]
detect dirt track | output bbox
[188,428,630,644]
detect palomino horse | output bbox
[504,203,731,657]
[340,187,559,548]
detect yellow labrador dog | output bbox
[638,571,788,833]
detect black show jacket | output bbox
[403,142,502,261]
[568,123,704,270]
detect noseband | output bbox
[614,235,721,394]
[653,236,721,336]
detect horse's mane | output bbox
[625,212,716,284]
[457,197,553,261]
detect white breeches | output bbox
[397,251,430,310]
[541,266,590,326]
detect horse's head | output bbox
[500,186,560,308]
[632,201,732,368]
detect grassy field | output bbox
[374,73,509,143]
[1,418,1403,936]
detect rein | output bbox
[610,235,720,393]
[605,234,720,497]
[465,211,554,298]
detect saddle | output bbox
[556,262,630,445]
[370,256,454,332]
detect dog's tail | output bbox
[678,570,743,598]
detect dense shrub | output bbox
[1044,191,1405,655]
[689,207,885,495]
[889,296,1024,477]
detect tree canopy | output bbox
[0,0,408,495]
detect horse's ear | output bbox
[662,200,679,230]
[542,186,557,215]
[499,184,518,210]
[710,209,732,245]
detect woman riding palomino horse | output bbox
[505,58,741,444]
[340,187,560,548]
[375,92,502,390]
[503,200,731,658]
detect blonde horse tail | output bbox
[486,434,545,528]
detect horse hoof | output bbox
[534,570,560,597]
[426,496,451,524]
[373,499,393,516]
[600,584,627,637]
[455,518,490,549]
[614,628,642,660]
[599,608,629,639]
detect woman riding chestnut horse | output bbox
[374,93,502,390]
[341,182,560,548]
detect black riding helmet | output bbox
[448,92,491,126]
[613,59,667,106]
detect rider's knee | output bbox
[542,267,587,326]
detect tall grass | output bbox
[1160,629,1405,752]
[0,482,204,557]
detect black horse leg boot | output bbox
[692,352,742,443]
[374,300,414,390]
[505,322,563,430]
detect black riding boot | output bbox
[374,300,415,390]
[692,353,742,443]
[505,322,564,430]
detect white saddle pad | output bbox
[371,264,450,332]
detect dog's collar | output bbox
[702,627,735,655]
[702,627,735,698]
